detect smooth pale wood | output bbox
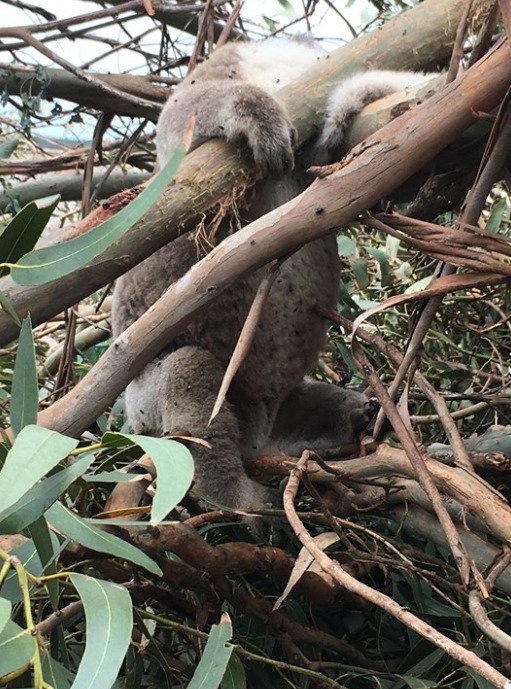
[38,39,511,437]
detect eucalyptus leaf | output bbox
[28,515,60,606]
[221,653,247,689]
[187,614,233,689]
[0,535,59,604]
[0,455,94,533]
[42,653,76,689]
[69,573,133,689]
[0,598,11,636]
[103,432,194,525]
[45,501,161,576]
[0,425,78,516]
[404,276,433,294]
[0,138,19,158]
[366,246,391,286]
[463,668,498,689]
[0,289,21,326]
[0,195,59,277]
[82,469,137,483]
[351,257,370,290]
[0,619,35,678]
[337,234,357,257]
[11,315,38,437]
[12,144,187,286]
[485,198,508,233]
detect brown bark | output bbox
[0,64,166,119]
[0,0,469,346]
[36,38,511,437]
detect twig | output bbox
[36,601,84,636]
[445,0,474,83]
[2,26,159,111]
[209,261,281,424]
[283,454,511,688]
[216,0,243,47]
[468,590,511,653]
[372,87,511,438]
[351,333,472,583]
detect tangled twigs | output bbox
[283,453,511,688]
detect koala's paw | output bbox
[232,89,296,177]
[348,394,378,435]
[249,118,296,178]
[236,480,279,540]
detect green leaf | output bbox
[0,535,60,604]
[0,195,59,277]
[103,433,194,525]
[0,598,11,636]
[337,234,357,257]
[0,138,19,158]
[404,647,444,676]
[0,619,36,678]
[45,501,162,576]
[463,668,498,689]
[82,470,139,483]
[485,197,508,233]
[221,653,246,689]
[42,653,76,689]
[0,455,94,533]
[69,573,133,689]
[351,257,370,290]
[404,276,433,294]
[187,614,233,689]
[0,425,78,516]
[12,145,187,286]
[11,315,38,437]
[0,289,21,326]
[27,515,59,608]
[396,676,437,689]
[366,247,391,286]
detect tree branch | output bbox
[0,63,166,119]
[36,37,511,437]
[0,0,474,346]
[0,168,149,211]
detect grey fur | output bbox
[112,38,417,515]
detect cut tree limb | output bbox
[36,37,511,437]
[0,0,470,346]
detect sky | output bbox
[2,1,377,72]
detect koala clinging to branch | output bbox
[112,38,428,514]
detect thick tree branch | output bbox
[36,38,511,437]
[0,168,150,211]
[0,0,473,346]
[0,63,166,119]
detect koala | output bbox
[112,37,428,515]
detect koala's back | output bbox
[112,200,339,404]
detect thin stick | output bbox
[283,454,511,689]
